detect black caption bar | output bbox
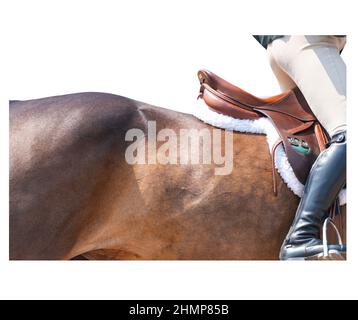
[119,301,241,318]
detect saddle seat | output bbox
[198,70,317,121]
[197,69,329,192]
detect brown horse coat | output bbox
[10,92,344,260]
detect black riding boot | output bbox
[280,131,346,260]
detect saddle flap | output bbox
[259,109,320,184]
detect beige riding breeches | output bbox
[267,35,346,137]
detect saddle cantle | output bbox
[197,69,329,194]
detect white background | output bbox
[1,0,357,300]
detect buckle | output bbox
[327,131,346,147]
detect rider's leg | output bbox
[267,36,346,259]
[279,131,346,260]
[267,35,346,137]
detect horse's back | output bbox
[9,92,303,260]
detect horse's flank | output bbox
[9,92,343,260]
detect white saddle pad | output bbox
[193,99,346,206]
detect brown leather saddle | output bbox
[197,69,329,194]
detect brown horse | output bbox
[9,92,346,260]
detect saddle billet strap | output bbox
[271,139,283,196]
[315,123,329,152]
[329,197,341,219]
